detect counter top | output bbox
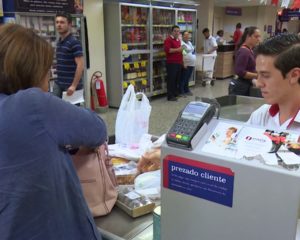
[95,205,153,240]
[217,44,235,52]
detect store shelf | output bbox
[122,42,148,46]
[123,77,148,82]
[122,50,151,55]
[152,89,167,96]
[104,3,196,107]
[153,74,167,78]
[177,21,193,24]
[121,24,147,27]
[152,24,173,27]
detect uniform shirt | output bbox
[247,104,300,132]
[234,46,256,79]
[203,35,218,56]
[164,35,183,64]
[56,33,83,91]
[0,88,106,240]
[181,40,196,67]
[233,29,242,46]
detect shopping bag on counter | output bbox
[115,84,151,147]
[71,145,118,217]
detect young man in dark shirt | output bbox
[54,13,84,98]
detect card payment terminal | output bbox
[166,101,216,149]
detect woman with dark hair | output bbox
[0,24,106,239]
[229,26,261,96]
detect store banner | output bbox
[14,0,83,14]
[0,0,3,17]
[163,155,235,207]
[225,7,242,16]
[291,0,300,9]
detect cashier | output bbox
[247,34,300,132]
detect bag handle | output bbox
[119,84,136,111]
[135,92,151,110]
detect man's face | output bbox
[55,16,71,35]
[256,55,291,105]
[203,31,209,39]
[172,27,180,39]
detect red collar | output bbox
[269,104,300,128]
[269,104,279,117]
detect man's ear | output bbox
[288,67,300,85]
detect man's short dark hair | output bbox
[56,12,72,23]
[171,25,180,32]
[254,33,300,82]
[236,23,242,29]
[202,28,209,34]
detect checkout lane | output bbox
[96,95,270,240]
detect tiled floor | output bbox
[99,78,230,137]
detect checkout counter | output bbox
[214,44,235,79]
[96,96,300,240]
[161,96,300,240]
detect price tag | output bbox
[125,191,141,200]
[123,63,130,70]
[122,44,128,51]
[134,62,139,69]
[142,79,147,85]
[141,61,147,67]
[123,82,128,88]
[130,80,136,86]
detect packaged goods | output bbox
[117,186,155,218]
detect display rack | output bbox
[104,2,197,107]
[151,7,175,96]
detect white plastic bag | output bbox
[135,170,161,200]
[115,85,151,148]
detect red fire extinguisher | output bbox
[90,71,108,112]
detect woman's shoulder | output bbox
[16,87,48,102]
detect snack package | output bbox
[117,186,155,218]
[112,158,138,185]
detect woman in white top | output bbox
[180,31,196,96]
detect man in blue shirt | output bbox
[54,12,84,98]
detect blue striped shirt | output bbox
[56,34,83,90]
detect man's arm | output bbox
[207,37,218,54]
[169,46,183,53]
[67,55,84,96]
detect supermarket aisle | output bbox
[99,79,230,137]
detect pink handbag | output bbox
[72,146,118,217]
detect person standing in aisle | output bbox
[54,12,84,98]
[202,28,218,55]
[180,31,196,96]
[232,22,243,49]
[202,28,218,80]
[229,26,261,96]
[247,33,300,132]
[164,25,183,101]
[0,24,106,240]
